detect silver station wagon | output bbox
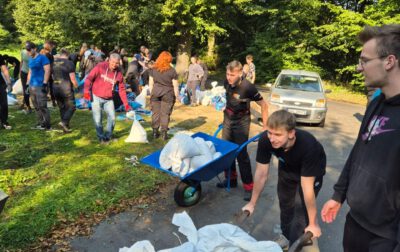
[268,70,330,127]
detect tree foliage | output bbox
[0,0,399,88]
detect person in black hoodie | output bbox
[321,24,400,252]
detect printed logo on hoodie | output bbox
[362,115,395,141]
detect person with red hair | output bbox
[149,51,179,140]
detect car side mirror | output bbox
[325,89,332,94]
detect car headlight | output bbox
[271,93,281,103]
[315,99,326,108]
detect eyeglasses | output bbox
[358,56,386,67]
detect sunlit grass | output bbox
[0,107,171,250]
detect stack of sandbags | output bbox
[159,133,222,176]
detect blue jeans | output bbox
[91,94,115,141]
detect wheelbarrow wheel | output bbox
[174,181,202,207]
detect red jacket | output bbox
[84,62,129,108]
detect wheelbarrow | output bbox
[141,125,262,207]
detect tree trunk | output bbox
[175,31,192,79]
[207,32,215,58]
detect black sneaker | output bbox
[216,179,238,188]
[243,190,252,201]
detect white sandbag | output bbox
[190,154,212,171]
[194,137,213,159]
[213,152,222,160]
[125,119,148,143]
[201,95,211,106]
[11,79,23,95]
[210,81,218,88]
[159,133,201,170]
[135,85,149,108]
[7,94,18,105]
[205,141,216,154]
[211,86,226,97]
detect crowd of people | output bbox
[0,24,399,252]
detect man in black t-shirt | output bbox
[0,54,12,129]
[52,48,78,133]
[216,60,268,201]
[242,110,326,247]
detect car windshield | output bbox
[276,74,322,92]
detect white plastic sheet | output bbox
[120,211,283,252]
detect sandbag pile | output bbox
[159,133,222,177]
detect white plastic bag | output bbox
[125,117,148,143]
[135,85,149,108]
[7,94,18,105]
[11,79,23,95]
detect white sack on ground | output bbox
[125,119,148,143]
[122,211,282,252]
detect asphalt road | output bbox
[70,99,366,252]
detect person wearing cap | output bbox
[0,54,13,130]
[52,48,79,133]
[84,53,132,144]
[26,41,51,130]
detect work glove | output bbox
[41,83,48,94]
[83,92,91,101]
[125,104,133,112]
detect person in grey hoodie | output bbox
[321,24,400,252]
[186,56,204,106]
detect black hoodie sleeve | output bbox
[332,147,355,203]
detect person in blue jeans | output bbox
[84,53,131,144]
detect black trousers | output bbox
[20,71,30,108]
[150,90,175,131]
[222,114,253,187]
[53,84,76,126]
[343,213,399,252]
[277,171,323,244]
[0,85,8,125]
[30,86,51,128]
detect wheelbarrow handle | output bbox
[213,124,224,137]
[235,132,263,155]
[288,231,313,252]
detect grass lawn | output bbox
[0,107,175,251]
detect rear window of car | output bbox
[276,74,322,92]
